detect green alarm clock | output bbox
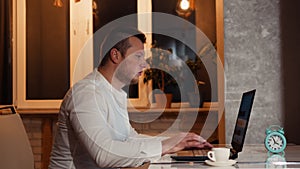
[265,125,287,153]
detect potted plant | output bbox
[186,57,205,107]
[185,40,220,108]
[143,47,182,108]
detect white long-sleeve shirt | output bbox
[49,69,162,169]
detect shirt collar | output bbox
[94,69,127,108]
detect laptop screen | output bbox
[231,89,256,152]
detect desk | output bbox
[150,145,300,168]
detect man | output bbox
[49,27,212,169]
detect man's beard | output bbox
[114,68,139,86]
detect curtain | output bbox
[0,0,12,104]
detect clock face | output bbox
[265,132,287,153]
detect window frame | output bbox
[14,0,94,109]
[13,0,151,109]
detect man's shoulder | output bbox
[73,70,103,88]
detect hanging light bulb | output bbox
[176,0,193,18]
[53,0,63,8]
[180,0,190,11]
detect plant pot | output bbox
[155,93,173,108]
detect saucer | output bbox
[205,159,237,167]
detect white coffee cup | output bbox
[207,147,230,162]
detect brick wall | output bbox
[21,115,57,169]
[22,117,43,169]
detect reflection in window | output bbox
[151,0,214,102]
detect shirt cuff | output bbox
[140,138,162,162]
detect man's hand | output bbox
[161,132,213,156]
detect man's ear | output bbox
[110,48,121,64]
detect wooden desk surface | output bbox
[150,145,300,168]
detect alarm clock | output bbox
[265,125,287,153]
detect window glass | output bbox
[93,0,138,98]
[26,0,69,99]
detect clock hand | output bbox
[272,137,279,145]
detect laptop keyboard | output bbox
[170,149,211,161]
[192,149,210,156]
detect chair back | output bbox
[0,105,34,169]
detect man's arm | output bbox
[69,87,162,168]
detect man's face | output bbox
[114,37,147,85]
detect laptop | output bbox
[171,89,256,161]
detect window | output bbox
[15,0,93,108]
[14,0,223,109]
[14,0,149,109]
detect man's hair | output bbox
[99,27,146,67]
